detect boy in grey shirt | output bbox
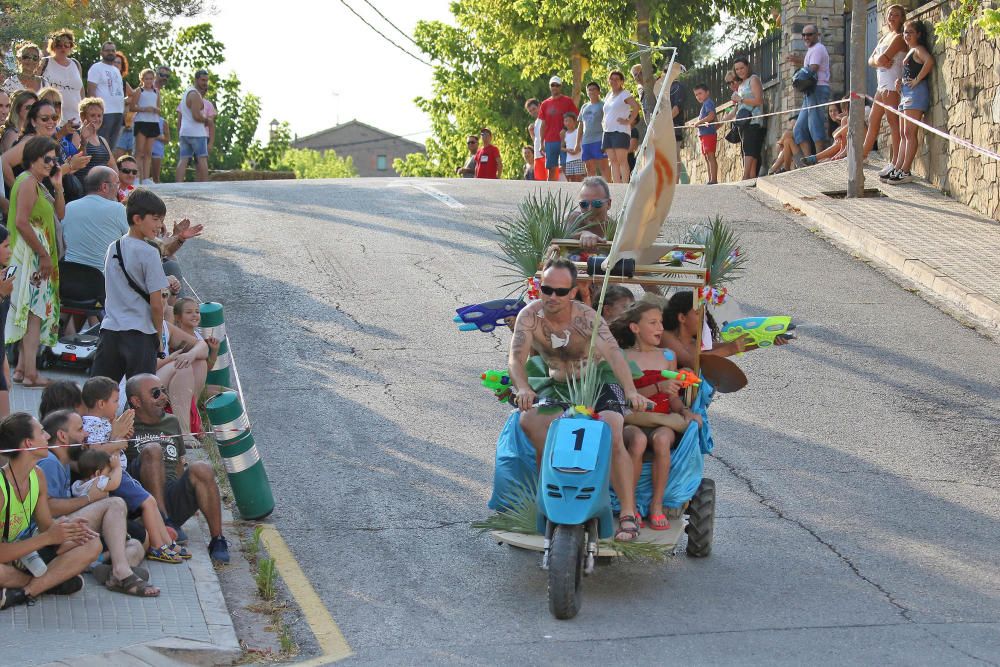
[90,189,170,382]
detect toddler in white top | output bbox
[71,449,119,498]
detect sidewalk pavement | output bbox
[755,160,1000,331]
[1,370,240,667]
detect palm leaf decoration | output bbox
[472,480,672,562]
[684,215,748,288]
[565,360,603,412]
[496,190,584,288]
[472,479,538,534]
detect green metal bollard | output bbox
[206,391,274,520]
[200,302,232,388]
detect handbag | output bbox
[733,107,752,130]
[792,66,817,94]
[724,126,741,144]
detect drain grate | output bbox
[821,188,887,199]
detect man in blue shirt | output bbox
[60,166,128,307]
[38,409,157,596]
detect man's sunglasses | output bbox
[540,285,573,297]
[579,199,606,210]
[802,31,817,36]
[119,168,138,175]
[151,386,168,399]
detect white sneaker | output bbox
[890,171,913,184]
[878,164,895,177]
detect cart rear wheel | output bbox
[548,524,584,619]
[685,477,715,558]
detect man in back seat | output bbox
[61,167,128,305]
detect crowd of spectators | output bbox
[461,5,935,186]
[0,28,232,611]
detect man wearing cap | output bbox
[538,76,579,181]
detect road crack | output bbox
[710,451,913,621]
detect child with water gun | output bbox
[609,302,701,531]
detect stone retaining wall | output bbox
[875,0,1000,220]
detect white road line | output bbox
[388,181,465,208]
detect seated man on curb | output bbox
[508,258,648,542]
[38,409,159,597]
[0,413,101,610]
[124,374,230,563]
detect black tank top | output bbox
[903,54,921,82]
[75,137,111,183]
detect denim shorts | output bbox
[151,140,164,159]
[543,141,566,169]
[111,470,151,514]
[900,81,929,112]
[116,126,134,151]
[581,141,606,161]
[601,131,631,151]
[178,135,208,159]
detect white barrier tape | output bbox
[213,412,250,441]
[860,92,1000,163]
[673,96,850,130]
[200,323,227,340]
[0,425,254,455]
[211,349,232,371]
[221,444,261,474]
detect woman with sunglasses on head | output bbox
[1,43,50,95]
[2,99,90,198]
[38,29,85,124]
[5,136,65,388]
[0,90,37,155]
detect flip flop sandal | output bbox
[106,573,160,597]
[93,564,150,584]
[614,515,641,542]
[648,513,671,531]
[11,372,23,384]
[147,547,182,564]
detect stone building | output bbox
[291,120,425,178]
[677,0,1000,221]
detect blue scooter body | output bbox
[536,414,615,540]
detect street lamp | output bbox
[269,118,279,139]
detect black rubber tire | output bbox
[548,524,585,619]
[685,477,715,558]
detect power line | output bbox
[359,0,421,49]
[336,0,432,67]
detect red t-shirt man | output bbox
[538,82,579,143]
[474,129,502,179]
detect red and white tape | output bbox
[859,91,1000,163]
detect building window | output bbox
[376,155,388,171]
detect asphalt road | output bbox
[161,178,1000,666]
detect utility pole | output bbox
[846,0,866,197]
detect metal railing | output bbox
[680,30,781,120]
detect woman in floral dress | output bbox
[5,135,64,387]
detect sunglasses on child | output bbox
[540,284,574,297]
[579,199,606,210]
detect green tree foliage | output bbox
[275,148,357,179]
[395,0,776,179]
[935,0,1000,40]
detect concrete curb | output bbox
[756,176,1000,330]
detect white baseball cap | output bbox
[549,76,562,85]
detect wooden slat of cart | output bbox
[551,239,706,254]
[535,272,705,288]
[569,261,706,276]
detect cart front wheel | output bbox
[685,477,715,558]
[548,524,585,619]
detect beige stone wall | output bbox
[872,0,1000,220]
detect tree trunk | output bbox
[846,0,866,197]
[571,47,583,103]
[635,0,655,123]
